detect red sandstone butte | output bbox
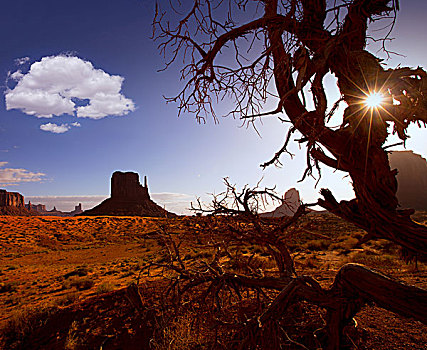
[82,171,175,217]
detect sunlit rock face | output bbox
[83,171,175,217]
[389,151,427,210]
[0,189,24,207]
[260,188,301,217]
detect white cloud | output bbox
[9,70,24,80]
[14,57,30,65]
[5,55,135,119]
[40,123,70,134]
[0,162,45,185]
[40,122,81,134]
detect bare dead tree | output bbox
[153,0,426,258]
[151,0,427,348]
[137,182,426,349]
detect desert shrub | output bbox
[63,265,92,279]
[72,277,94,291]
[346,251,401,269]
[329,237,359,251]
[304,239,330,251]
[37,236,60,250]
[0,306,57,349]
[55,292,79,306]
[302,257,318,268]
[62,277,94,291]
[226,254,276,273]
[369,239,399,254]
[151,313,207,350]
[4,294,20,306]
[96,281,115,294]
[0,282,17,293]
[64,321,81,350]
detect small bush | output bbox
[55,292,79,306]
[62,277,94,291]
[63,265,92,279]
[64,321,81,350]
[305,239,330,251]
[303,257,318,268]
[329,237,359,251]
[347,251,401,268]
[96,281,115,294]
[151,313,207,349]
[0,306,57,349]
[0,282,17,293]
[227,254,276,273]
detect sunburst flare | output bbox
[364,92,384,108]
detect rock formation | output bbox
[0,189,34,215]
[71,203,83,216]
[25,202,83,217]
[111,172,149,200]
[82,171,175,217]
[0,189,24,207]
[389,150,427,210]
[26,202,47,213]
[260,188,301,217]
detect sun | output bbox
[364,92,384,108]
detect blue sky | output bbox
[0,0,425,214]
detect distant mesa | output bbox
[0,189,33,215]
[260,188,301,218]
[389,150,427,210]
[25,202,84,217]
[82,171,175,217]
[0,188,83,216]
[27,202,47,213]
[0,189,24,207]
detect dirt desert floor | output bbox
[0,213,426,349]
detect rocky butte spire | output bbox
[260,188,301,217]
[82,171,176,217]
[389,150,427,210]
[111,171,149,201]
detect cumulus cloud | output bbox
[40,123,70,134]
[5,55,135,119]
[9,70,24,80]
[39,122,81,134]
[0,162,45,185]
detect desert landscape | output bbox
[1,0,427,349]
[0,212,426,349]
